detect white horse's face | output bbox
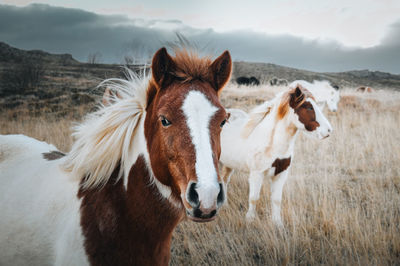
[290,87,333,140]
[326,88,340,112]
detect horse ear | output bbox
[290,86,304,107]
[295,86,302,98]
[210,50,232,93]
[102,88,122,106]
[151,47,176,89]
[102,88,112,106]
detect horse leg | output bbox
[270,170,289,226]
[246,171,263,221]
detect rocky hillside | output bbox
[233,61,400,89]
[0,42,142,118]
[1,42,399,118]
[0,42,79,66]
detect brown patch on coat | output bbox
[286,86,320,131]
[78,157,184,266]
[272,157,291,176]
[277,85,313,120]
[42,151,66,160]
[294,101,320,131]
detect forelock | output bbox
[173,49,212,82]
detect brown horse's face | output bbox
[289,86,333,139]
[145,48,231,222]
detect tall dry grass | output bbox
[1,86,399,265]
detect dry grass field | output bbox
[1,85,400,265]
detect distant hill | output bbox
[233,61,400,89]
[0,42,79,65]
[0,42,399,118]
[0,42,133,117]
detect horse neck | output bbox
[273,113,299,155]
[253,103,299,157]
[78,156,183,266]
[126,156,184,252]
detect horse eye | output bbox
[160,116,171,127]
[220,119,227,128]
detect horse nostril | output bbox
[217,183,225,206]
[209,210,217,218]
[187,182,199,208]
[193,208,202,218]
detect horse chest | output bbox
[78,157,182,266]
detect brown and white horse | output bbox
[220,85,332,226]
[0,47,232,265]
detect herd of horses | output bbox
[0,47,341,265]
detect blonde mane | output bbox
[63,48,218,189]
[62,69,149,189]
[241,100,273,138]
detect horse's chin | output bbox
[303,131,318,139]
[185,209,217,223]
[186,215,217,223]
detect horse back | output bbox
[0,134,88,266]
[0,134,57,163]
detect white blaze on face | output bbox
[182,90,219,209]
[309,98,333,139]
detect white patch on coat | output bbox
[0,134,89,266]
[181,90,219,209]
[309,98,333,138]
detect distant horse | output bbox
[357,86,374,93]
[220,85,332,225]
[269,77,288,86]
[0,47,232,265]
[290,80,340,112]
[236,76,260,86]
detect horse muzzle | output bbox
[183,181,225,222]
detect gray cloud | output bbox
[1,3,399,74]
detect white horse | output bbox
[289,80,340,112]
[0,47,232,265]
[220,85,332,225]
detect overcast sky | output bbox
[1,1,400,73]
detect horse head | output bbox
[144,47,232,222]
[287,85,333,139]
